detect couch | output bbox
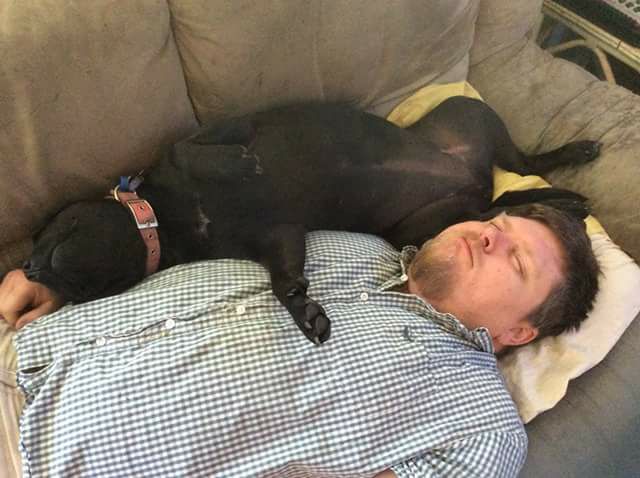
[1,0,639,476]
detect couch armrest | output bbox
[468,36,640,262]
[521,309,640,477]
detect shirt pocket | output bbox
[391,322,440,398]
[426,348,500,397]
[16,359,60,403]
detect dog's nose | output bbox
[23,257,46,271]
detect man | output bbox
[0,203,598,477]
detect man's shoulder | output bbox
[305,230,399,263]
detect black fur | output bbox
[24,97,601,344]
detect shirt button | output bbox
[400,274,408,281]
[95,337,107,347]
[360,292,369,302]
[164,318,176,330]
[236,305,246,314]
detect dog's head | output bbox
[25,200,147,303]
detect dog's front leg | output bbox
[256,223,331,345]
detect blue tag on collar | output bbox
[129,175,144,191]
[119,173,144,193]
[119,176,131,192]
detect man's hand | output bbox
[0,269,64,329]
[374,470,397,478]
[374,470,396,478]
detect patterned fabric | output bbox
[14,231,526,477]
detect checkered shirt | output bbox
[14,231,526,477]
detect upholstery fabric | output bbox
[520,314,640,478]
[168,0,479,121]
[0,0,197,271]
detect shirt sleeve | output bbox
[390,431,527,478]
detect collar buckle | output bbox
[110,183,161,276]
[125,198,159,230]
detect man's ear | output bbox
[495,324,539,349]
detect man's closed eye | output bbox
[490,219,527,278]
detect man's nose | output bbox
[480,225,512,255]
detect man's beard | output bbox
[408,236,459,304]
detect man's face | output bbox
[408,213,564,352]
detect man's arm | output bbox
[0,269,64,329]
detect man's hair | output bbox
[497,203,600,339]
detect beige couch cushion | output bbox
[169,0,480,121]
[469,0,640,262]
[0,0,197,272]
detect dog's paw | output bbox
[298,299,331,345]
[285,287,331,345]
[174,142,263,181]
[560,140,602,165]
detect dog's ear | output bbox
[30,204,78,242]
[489,187,590,221]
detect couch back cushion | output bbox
[0,0,197,271]
[169,0,479,121]
[470,0,543,66]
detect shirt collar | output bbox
[385,245,495,354]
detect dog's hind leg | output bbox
[518,141,601,175]
[255,223,331,345]
[160,116,264,183]
[408,96,601,177]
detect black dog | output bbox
[23,97,600,344]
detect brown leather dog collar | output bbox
[110,185,161,276]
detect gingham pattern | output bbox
[15,231,526,477]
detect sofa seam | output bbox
[163,0,200,126]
